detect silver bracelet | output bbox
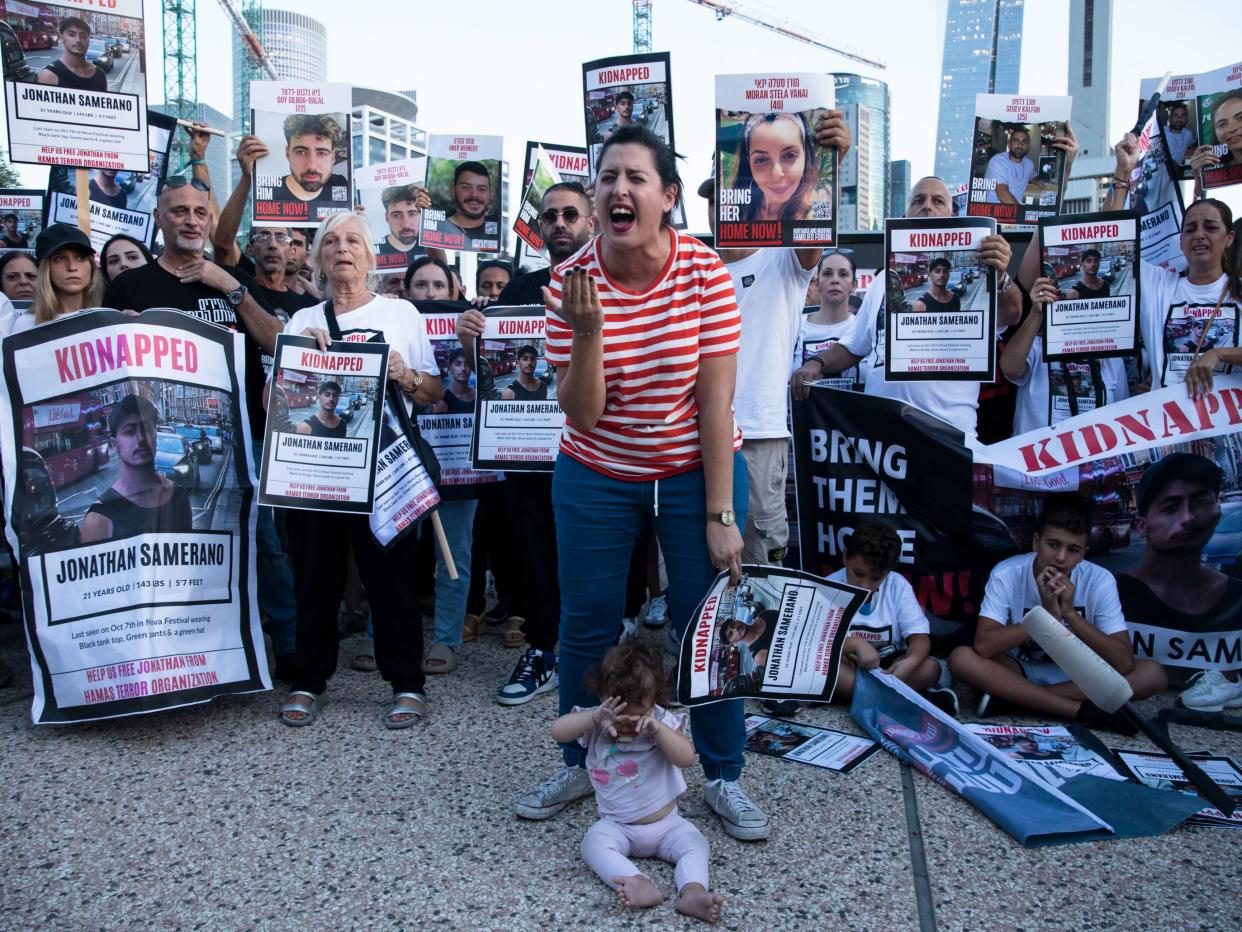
[574,327,602,338]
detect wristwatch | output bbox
[709,509,736,527]
[226,284,248,308]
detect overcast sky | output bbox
[6,0,1240,226]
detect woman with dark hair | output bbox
[100,234,153,282]
[0,251,38,303]
[404,255,461,301]
[791,250,861,394]
[1189,88,1242,192]
[513,125,767,843]
[730,112,827,223]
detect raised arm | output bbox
[795,109,853,269]
[213,135,269,266]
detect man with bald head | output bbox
[791,176,1022,443]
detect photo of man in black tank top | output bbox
[501,345,549,401]
[297,381,348,438]
[80,395,193,544]
[1067,249,1111,301]
[911,257,962,314]
[37,18,108,93]
[432,348,476,413]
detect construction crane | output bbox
[634,0,886,70]
[217,0,278,82]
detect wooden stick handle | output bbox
[176,119,227,137]
[74,169,91,237]
[429,510,458,580]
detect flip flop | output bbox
[384,692,427,730]
[421,642,459,675]
[502,616,526,649]
[351,639,377,672]
[279,690,321,727]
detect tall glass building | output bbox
[933,0,1024,190]
[232,9,328,135]
[833,73,890,232]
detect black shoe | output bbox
[1074,700,1138,736]
[761,699,802,718]
[923,686,960,718]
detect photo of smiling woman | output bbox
[1192,87,1242,191]
[732,113,823,223]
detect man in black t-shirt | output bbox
[501,345,548,400]
[911,257,962,314]
[37,17,107,92]
[376,184,429,272]
[297,381,347,437]
[269,114,350,212]
[89,170,128,209]
[1067,249,1111,301]
[1,214,26,249]
[104,180,283,443]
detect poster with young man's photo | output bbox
[966,95,1072,226]
[419,134,503,253]
[251,81,353,227]
[2,0,150,171]
[514,145,563,255]
[45,110,176,252]
[259,335,387,513]
[1039,213,1140,362]
[354,157,428,274]
[0,310,269,723]
[0,190,45,253]
[1125,104,1187,273]
[883,216,998,381]
[713,73,837,249]
[517,141,589,272]
[470,305,563,472]
[1139,72,1201,181]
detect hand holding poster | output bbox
[420,134,503,253]
[251,82,353,226]
[354,157,428,274]
[713,73,836,249]
[1126,104,1186,273]
[2,0,150,171]
[675,566,865,706]
[1039,212,1140,360]
[1138,72,1201,181]
[470,305,564,472]
[0,188,44,252]
[514,145,562,254]
[883,217,998,381]
[967,95,1072,225]
[0,310,268,723]
[260,335,388,512]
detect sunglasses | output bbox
[163,176,211,193]
[540,207,581,225]
[821,248,854,257]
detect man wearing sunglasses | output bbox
[455,181,595,708]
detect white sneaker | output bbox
[513,766,592,820]
[1178,671,1242,712]
[643,594,669,629]
[704,778,771,841]
[619,617,639,642]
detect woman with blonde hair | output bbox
[11,224,104,333]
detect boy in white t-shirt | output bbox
[949,496,1166,733]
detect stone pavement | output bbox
[0,615,1238,931]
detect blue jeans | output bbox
[252,441,296,656]
[552,453,749,781]
[430,497,477,647]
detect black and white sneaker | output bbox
[497,648,557,706]
[923,686,960,718]
[760,699,802,718]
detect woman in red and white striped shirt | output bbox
[515,126,772,853]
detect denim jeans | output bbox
[552,452,749,781]
[251,441,296,656]
[429,498,477,647]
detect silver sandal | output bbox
[383,692,427,730]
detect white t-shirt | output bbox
[983,153,1037,204]
[0,293,16,336]
[840,273,981,444]
[728,248,814,439]
[1009,337,1130,434]
[284,294,438,413]
[1165,126,1195,166]
[794,313,861,389]
[979,552,1127,666]
[1139,264,1233,389]
[830,566,928,652]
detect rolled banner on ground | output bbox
[1021,606,1133,712]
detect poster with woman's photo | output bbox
[419,134,503,253]
[259,334,388,513]
[883,216,997,381]
[1039,213,1140,361]
[0,310,269,723]
[675,566,865,707]
[250,81,353,227]
[743,715,878,773]
[470,304,564,472]
[2,0,150,171]
[714,73,836,249]
[967,95,1072,226]
[45,110,176,252]
[518,140,589,271]
[354,157,428,274]
[1192,60,1242,191]
[0,189,45,253]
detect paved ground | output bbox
[0,612,1238,931]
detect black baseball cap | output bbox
[1135,452,1222,515]
[35,223,93,263]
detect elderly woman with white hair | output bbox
[278,211,444,729]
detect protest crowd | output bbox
[3,27,1242,920]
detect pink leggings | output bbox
[581,810,710,892]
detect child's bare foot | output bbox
[613,874,664,909]
[676,883,723,924]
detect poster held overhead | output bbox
[883,216,998,382]
[1191,60,1242,191]
[1125,105,1186,273]
[354,157,428,275]
[513,145,562,255]
[1138,71,1200,181]
[0,189,45,252]
[251,81,353,227]
[966,94,1072,226]
[420,134,503,254]
[713,73,837,249]
[517,141,588,270]
[2,0,150,172]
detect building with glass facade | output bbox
[934,0,1024,190]
[833,73,890,232]
[231,9,328,136]
[1063,0,1115,214]
[152,102,234,202]
[889,159,912,216]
